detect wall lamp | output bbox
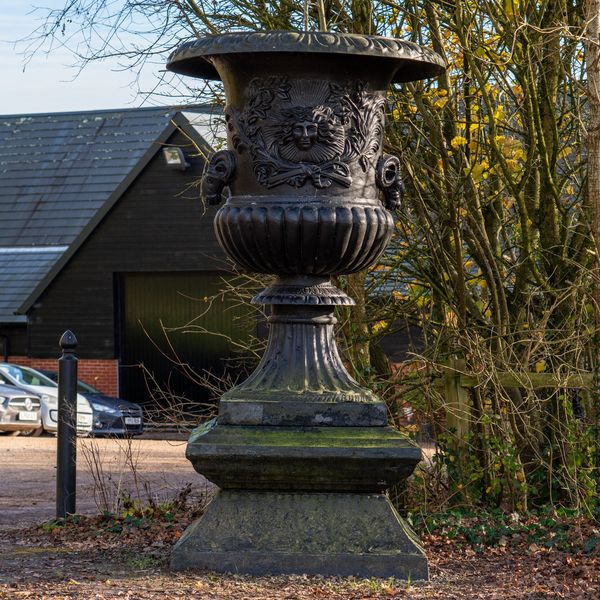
[162,147,190,171]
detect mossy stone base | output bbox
[186,420,422,492]
[170,490,428,580]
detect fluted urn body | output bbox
[167,30,444,579]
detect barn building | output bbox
[0,106,253,414]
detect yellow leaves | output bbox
[457,207,468,218]
[434,96,448,110]
[535,360,547,373]
[558,146,573,160]
[505,159,521,175]
[469,277,487,289]
[371,320,388,334]
[512,148,525,161]
[391,108,401,121]
[466,160,490,182]
[415,295,428,308]
[387,7,399,23]
[490,136,525,176]
[392,290,406,301]
[451,135,468,149]
[501,138,524,159]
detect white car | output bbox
[0,364,93,436]
[0,383,42,435]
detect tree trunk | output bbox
[586,0,600,495]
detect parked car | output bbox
[0,383,42,436]
[0,364,93,436]
[39,371,144,437]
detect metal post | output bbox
[56,330,78,518]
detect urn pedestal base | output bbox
[171,421,428,579]
[170,490,428,580]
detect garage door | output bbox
[118,272,255,422]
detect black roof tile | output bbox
[0,105,214,322]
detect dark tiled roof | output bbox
[0,106,213,322]
[0,247,66,322]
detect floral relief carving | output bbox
[225,77,386,190]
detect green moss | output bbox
[188,422,419,449]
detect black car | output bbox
[40,371,144,437]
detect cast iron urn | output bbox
[167,30,444,579]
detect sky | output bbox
[0,1,162,115]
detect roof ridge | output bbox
[0,104,215,119]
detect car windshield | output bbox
[39,370,101,394]
[77,380,101,394]
[0,365,58,388]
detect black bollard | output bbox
[56,330,78,518]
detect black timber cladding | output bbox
[0,105,219,323]
[26,127,230,359]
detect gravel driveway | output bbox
[0,435,209,529]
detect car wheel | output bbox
[21,427,44,437]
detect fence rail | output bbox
[457,371,595,389]
[400,359,597,440]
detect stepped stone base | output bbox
[185,421,422,492]
[170,490,428,580]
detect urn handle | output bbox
[376,154,404,211]
[202,150,237,205]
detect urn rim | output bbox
[166,30,445,83]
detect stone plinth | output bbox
[184,420,421,492]
[171,491,428,580]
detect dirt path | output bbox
[0,436,210,528]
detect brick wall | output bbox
[6,356,119,397]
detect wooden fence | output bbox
[439,357,595,441]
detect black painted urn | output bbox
[167,31,444,579]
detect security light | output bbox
[162,147,190,170]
